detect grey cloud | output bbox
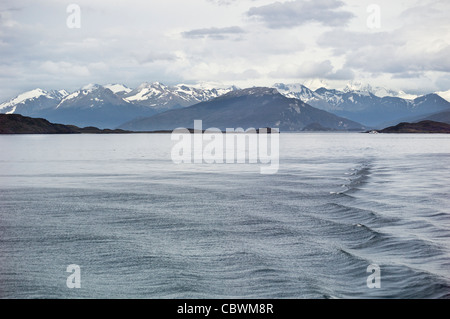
[400,2,442,20]
[315,1,450,79]
[317,29,405,55]
[326,68,354,80]
[206,0,237,6]
[270,60,354,80]
[0,0,23,12]
[300,60,334,77]
[392,72,423,79]
[247,0,354,29]
[215,69,261,80]
[435,74,450,92]
[137,52,179,64]
[344,44,450,75]
[182,26,245,40]
[317,26,450,76]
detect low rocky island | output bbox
[374,120,450,133]
[0,114,134,134]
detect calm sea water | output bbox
[0,133,449,299]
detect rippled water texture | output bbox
[0,133,449,298]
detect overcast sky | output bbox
[1,0,449,99]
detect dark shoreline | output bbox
[366,120,450,134]
[0,114,284,134]
[6,114,450,135]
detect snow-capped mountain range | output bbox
[273,82,450,127]
[0,89,69,115]
[123,82,238,110]
[1,81,449,129]
[0,83,239,128]
[119,87,366,132]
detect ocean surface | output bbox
[0,133,449,299]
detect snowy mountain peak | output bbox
[343,81,371,92]
[222,87,279,99]
[136,82,150,89]
[435,90,450,103]
[139,82,166,89]
[27,88,47,97]
[0,88,52,112]
[81,83,102,93]
[342,81,374,97]
[273,83,310,93]
[273,83,320,104]
[302,79,329,91]
[133,82,168,92]
[55,84,126,109]
[58,89,69,97]
[341,81,420,99]
[0,88,70,114]
[104,84,132,95]
[371,87,400,98]
[123,82,238,109]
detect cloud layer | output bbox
[0,0,449,99]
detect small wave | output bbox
[319,202,396,226]
[350,232,445,261]
[330,162,374,196]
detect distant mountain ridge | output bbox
[1,81,449,129]
[123,82,238,110]
[119,87,366,132]
[273,83,450,127]
[0,83,238,129]
[418,110,450,125]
